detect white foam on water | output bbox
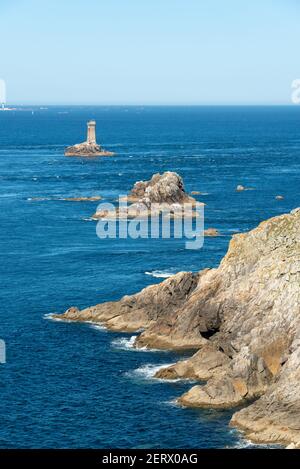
[145,270,175,278]
[163,398,181,408]
[43,313,73,323]
[230,439,257,449]
[228,429,281,449]
[111,336,164,353]
[125,363,175,381]
[125,363,197,384]
[44,315,108,331]
[231,439,275,449]
[27,197,51,201]
[111,335,137,350]
[88,323,107,332]
[0,193,18,198]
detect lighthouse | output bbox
[65,120,115,157]
[87,120,97,144]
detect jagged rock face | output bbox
[135,268,222,350]
[52,208,300,446]
[167,209,300,444]
[230,344,300,446]
[92,171,199,220]
[65,142,114,157]
[129,172,194,205]
[53,272,202,346]
[155,342,230,381]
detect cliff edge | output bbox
[51,208,300,447]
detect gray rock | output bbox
[92,172,201,220]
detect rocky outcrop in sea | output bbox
[92,171,201,219]
[65,142,114,157]
[51,207,300,447]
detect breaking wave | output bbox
[145,270,175,278]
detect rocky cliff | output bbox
[51,208,300,447]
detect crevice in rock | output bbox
[201,328,219,340]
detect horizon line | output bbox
[4,103,298,107]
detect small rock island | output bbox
[92,171,202,219]
[65,120,115,157]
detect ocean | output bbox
[0,105,299,448]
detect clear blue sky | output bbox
[1,0,299,105]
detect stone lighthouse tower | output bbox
[87,120,97,144]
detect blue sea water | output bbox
[0,106,299,448]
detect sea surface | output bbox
[0,106,299,448]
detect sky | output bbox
[0,0,300,105]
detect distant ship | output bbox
[0,105,13,111]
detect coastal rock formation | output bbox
[51,208,300,446]
[52,272,204,349]
[65,143,114,157]
[203,228,220,237]
[155,342,230,381]
[28,195,102,202]
[65,120,115,157]
[127,172,195,204]
[61,196,102,202]
[92,172,201,220]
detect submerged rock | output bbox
[51,208,300,447]
[65,120,115,157]
[236,184,255,192]
[204,228,220,237]
[61,196,102,202]
[28,195,102,202]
